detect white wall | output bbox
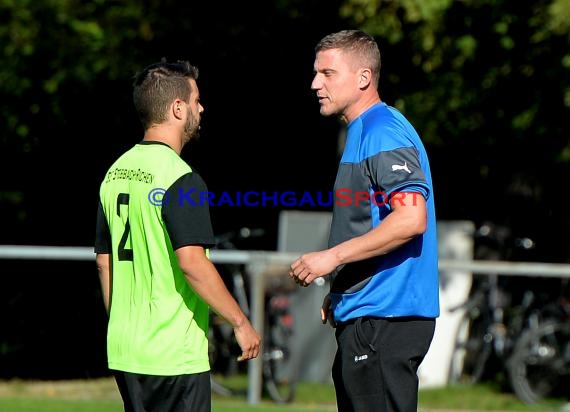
[418,220,475,388]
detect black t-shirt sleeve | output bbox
[162,172,216,250]
[94,200,111,254]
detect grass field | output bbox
[0,376,568,412]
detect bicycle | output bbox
[447,222,542,385]
[208,227,296,403]
[506,281,570,404]
[447,272,526,385]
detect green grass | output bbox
[0,398,122,412]
[419,384,568,411]
[0,376,568,412]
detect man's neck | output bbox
[143,126,182,154]
[344,95,382,124]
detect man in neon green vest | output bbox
[95,60,260,412]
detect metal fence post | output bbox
[245,253,267,405]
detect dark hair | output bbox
[316,30,381,86]
[132,59,199,129]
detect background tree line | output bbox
[0,0,569,379]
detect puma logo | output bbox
[391,161,411,174]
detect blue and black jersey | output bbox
[329,102,440,322]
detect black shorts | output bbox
[113,370,211,412]
[332,316,435,412]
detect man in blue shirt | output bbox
[290,30,440,412]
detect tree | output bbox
[341,0,570,260]
[0,0,347,245]
[0,0,150,243]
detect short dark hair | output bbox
[133,59,199,129]
[316,30,381,86]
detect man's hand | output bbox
[321,294,336,327]
[289,249,338,287]
[234,320,261,362]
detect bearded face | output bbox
[184,109,201,142]
[181,78,204,144]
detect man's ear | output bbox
[359,68,372,89]
[173,99,184,120]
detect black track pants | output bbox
[332,317,435,412]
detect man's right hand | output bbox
[321,293,336,327]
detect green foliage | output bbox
[340,0,570,143]
[0,0,569,254]
[0,0,146,145]
[544,0,570,34]
[2,0,568,159]
[339,0,570,232]
[341,0,453,45]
